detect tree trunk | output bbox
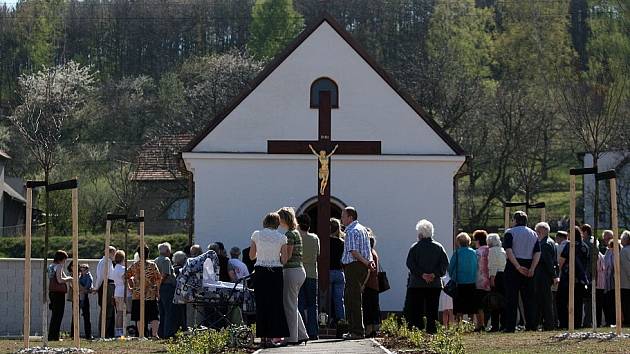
[591,157,599,331]
[42,170,49,346]
[187,173,194,248]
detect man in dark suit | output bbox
[534,222,559,330]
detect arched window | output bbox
[310,77,339,108]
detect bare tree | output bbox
[105,159,144,216]
[9,60,95,343]
[554,66,629,332]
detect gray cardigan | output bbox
[406,238,449,288]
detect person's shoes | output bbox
[308,336,319,341]
[342,333,365,340]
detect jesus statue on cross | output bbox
[309,144,339,195]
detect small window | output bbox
[166,198,189,220]
[310,78,339,108]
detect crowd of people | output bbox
[248,206,382,347]
[404,211,630,334]
[46,208,630,343]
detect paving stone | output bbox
[256,338,389,354]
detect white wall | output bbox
[192,22,455,156]
[185,153,463,311]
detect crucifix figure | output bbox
[267,78,381,295]
[309,144,338,195]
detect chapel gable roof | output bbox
[184,13,465,156]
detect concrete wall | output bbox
[0,258,100,336]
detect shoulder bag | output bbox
[377,263,390,293]
[443,250,458,298]
[49,265,67,293]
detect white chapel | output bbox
[182,14,466,311]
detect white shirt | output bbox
[94,256,115,290]
[203,258,218,287]
[111,264,126,297]
[227,258,250,280]
[251,228,288,268]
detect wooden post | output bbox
[101,219,112,339]
[23,187,33,348]
[540,207,546,223]
[568,175,576,332]
[72,186,80,348]
[123,226,128,338]
[610,178,622,336]
[139,210,145,338]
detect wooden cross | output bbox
[268,90,381,292]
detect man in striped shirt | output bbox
[341,207,375,340]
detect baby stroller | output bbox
[174,250,255,347]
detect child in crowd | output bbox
[439,274,455,328]
[79,264,94,339]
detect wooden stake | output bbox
[23,188,33,349]
[72,187,80,348]
[568,175,576,332]
[139,209,145,338]
[610,178,622,336]
[540,207,546,223]
[101,220,112,339]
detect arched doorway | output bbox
[297,196,346,235]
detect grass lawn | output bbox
[462,330,630,353]
[0,338,169,353]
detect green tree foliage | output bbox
[154,51,264,136]
[248,0,304,60]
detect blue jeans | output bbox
[298,277,319,338]
[329,269,345,322]
[158,282,176,338]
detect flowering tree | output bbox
[9,60,95,344]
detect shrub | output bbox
[428,323,466,354]
[166,328,230,354]
[380,313,466,354]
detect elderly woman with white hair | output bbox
[403,219,449,334]
[486,233,506,331]
[155,242,176,338]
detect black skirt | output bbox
[131,299,159,322]
[454,283,477,315]
[362,288,381,325]
[254,266,289,338]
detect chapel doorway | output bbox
[298,196,345,236]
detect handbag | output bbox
[377,265,390,293]
[49,268,67,293]
[443,250,458,298]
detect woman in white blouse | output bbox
[249,212,290,348]
[111,250,127,337]
[487,233,506,332]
